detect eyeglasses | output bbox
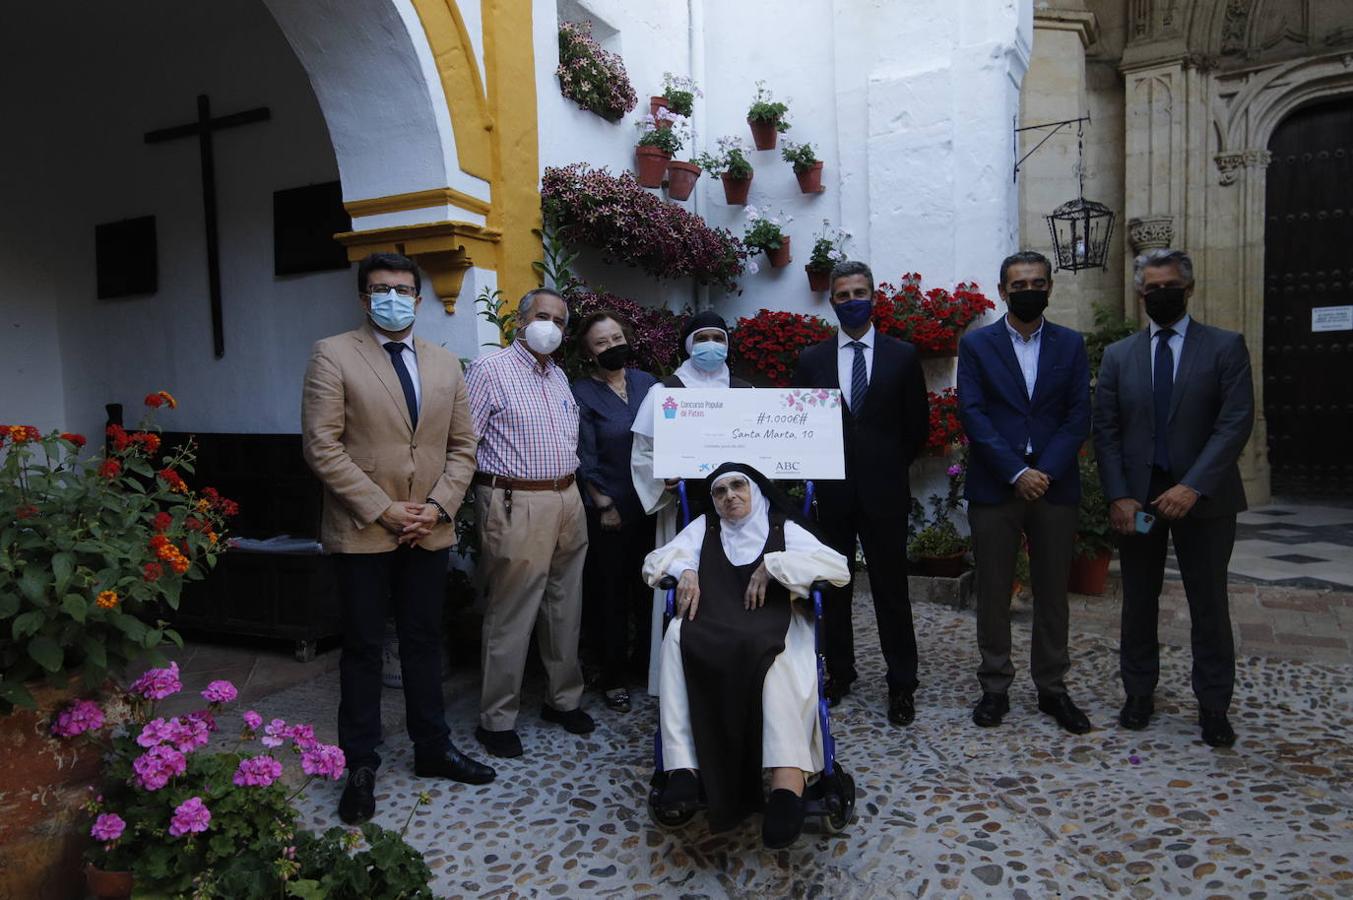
[366,283,418,297]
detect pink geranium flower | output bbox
[131,744,187,791]
[136,717,176,748]
[242,710,262,732]
[52,700,104,738]
[168,796,211,837]
[261,718,288,749]
[300,743,346,780]
[201,680,237,704]
[129,662,182,700]
[90,812,126,843]
[233,755,285,787]
[285,722,317,751]
[165,715,210,753]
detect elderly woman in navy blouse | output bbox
[571,311,659,712]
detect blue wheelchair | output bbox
[646,480,857,835]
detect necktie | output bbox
[847,341,868,416]
[1152,328,1175,470]
[383,341,419,429]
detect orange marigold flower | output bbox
[60,432,87,448]
[97,459,122,479]
[96,590,119,610]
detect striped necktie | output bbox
[847,340,868,415]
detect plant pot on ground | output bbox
[86,863,134,900]
[666,160,701,201]
[1068,549,1113,595]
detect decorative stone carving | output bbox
[1127,215,1174,253]
[1214,149,1273,185]
[1221,0,1249,55]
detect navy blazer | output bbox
[956,318,1091,507]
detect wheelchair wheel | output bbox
[649,800,697,829]
[820,768,857,835]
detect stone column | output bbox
[1121,61,1186,319]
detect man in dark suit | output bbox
[791,260,929,725]
[957,251,1092,734]
[1093,248,1255,748]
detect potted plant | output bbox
[805,220,850,292]
[925,387,966,456]
[556,21,637,122]
[1069,445,1115,594]
[908,496,970,577]
[746,81,790,150]
[0,399,236,899]
[56,663,435,896]
[873,273,996,356]
[652,71,700,120]
[743,205,792,268]
[634,110,689,188]
[781,141,824,193]
[732,309,835,386]
[694,136,754,205]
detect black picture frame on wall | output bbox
[95,215,158,299]
[273,181,352,276]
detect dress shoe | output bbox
[474,725,524,758]
[414,745,496,784]
[762,788,807,849]
[658,768,702,812]
[972,692,1009,727]
[1118,695,1153,731]
[541,704,596,734]
[1037,693,1092,735]
[887,691,915,726]
[1199,708,1236,748]
[603,688,631,713]
[822,676,854,707]
[337,766,376,824]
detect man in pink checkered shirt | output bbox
[466,288,594,759]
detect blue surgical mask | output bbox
[833,298,872,330]
[690,341,728,372]
[368,289,417,332]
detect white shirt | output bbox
[1005,315,1043,477]
[836,325,876,409]
[371,326,421,412]
[1149,314,1190,386]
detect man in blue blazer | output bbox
[957,251,1092,734]
[1094,248,1254,748]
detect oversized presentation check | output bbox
[651,388,845,479]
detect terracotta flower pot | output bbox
[86,864,134,900]
[666,160,702,201]
[806,266,831,292]
[650,95,670,121]
[1068,550,1113,595]
[720,172,752,205]
[0,680,104,900]
[795,160,825,193]
[635,145,672,188]
[766,236,792,268]
[917,552,967,578]
[748,116,780,151]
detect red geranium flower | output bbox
[60,432,87,448]
[97,459,122,479]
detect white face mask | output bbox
[523,320,563,355]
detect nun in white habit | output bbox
[641,462,849,848]
[630,311,752,696]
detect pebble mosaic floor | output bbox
[235,592,1353,899]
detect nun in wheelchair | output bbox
[642,461,850,848]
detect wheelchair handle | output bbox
[657,575,678,591]
[809,579,832,595]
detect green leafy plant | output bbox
[747,81,790,131]
[694,136,753,180]
[635,110,691,156]
[908,495,970,558]
[1074,445,1115,560]
[1084,301,1136,383]
[291,820,435,899]
[807,220,850,274]
[476,285,516,347]
[556,21,637,121]
[660,72,700,117]
[780,140,819,174]
[0,401,236,712]
[742,205,791,254]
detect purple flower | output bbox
[52,700,104,738]
[947,464,964,477]
[131,744,187,791]
[136,717,175,748]
[300,743,346,780]
[188,708,218,733]
[201,680,238,704]
[285,722,317,751]
[261,718,288,749]
[166,716,210,753]
[168,796,211,837]
[242,710,262,732]
[129,662,182,701]
[90,812,126,843]
[233,754,285,787]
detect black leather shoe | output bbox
[338,766,376,824]
[414,745,497,784]
[762,788,807,849]
[972,692,1009,727]
[541,704,596,734]
[822,676,854,707]
[1038,693,1092,735]
[1119,695,1153,731]
[1199,708,1236,748]
[659,768,702,812]
[887,691,915,726]
[474,725,524,758]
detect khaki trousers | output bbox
[475,482,588,730]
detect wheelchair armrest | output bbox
[657,576,678,591]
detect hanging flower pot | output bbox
[1067,549,1113,595]
[720,172,753,205]
[666,160,702,201]
[795,160,825,194]
[766,236,792,269]
[806,266,831,292]
[748,117,781,151]
[86,864,135,900]
[650,95,670,121]
[635,145,672,188]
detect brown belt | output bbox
[473,472,575,492]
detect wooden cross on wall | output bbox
[145,95,270,358]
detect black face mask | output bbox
[595,344,631,371]
[1006,289,1049,324]
[1144,287,1188,326]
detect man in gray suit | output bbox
[1093,248,1255,748]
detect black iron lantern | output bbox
[1014,115,1116,273]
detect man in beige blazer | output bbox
[302,252,494,825]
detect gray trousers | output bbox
[968,496,1079,696]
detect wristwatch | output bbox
[425,498,452,523]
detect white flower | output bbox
[746,259,761,275]
[744,205,760,220]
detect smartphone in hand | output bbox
[1134,510,1156,534]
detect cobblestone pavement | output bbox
[242,588,1353,899]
